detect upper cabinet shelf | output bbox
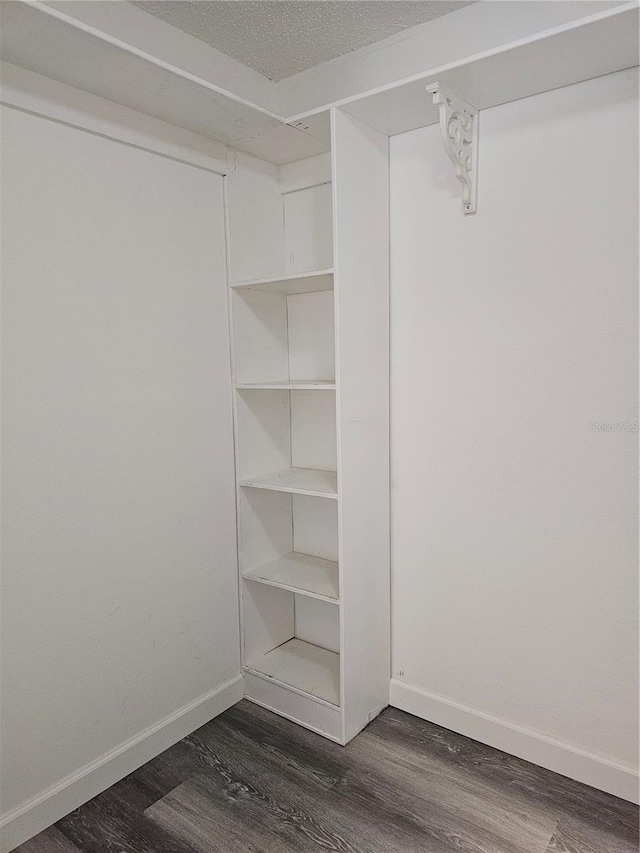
[340,6,639,140]
[230,269,334,295]
[4,3,635,166]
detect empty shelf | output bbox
[231,269,334,294]
[245,639,340,707]
[240,467,338,499]
[237,379,336,391]
[243,552,339,602]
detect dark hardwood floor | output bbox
[16,701,639,853]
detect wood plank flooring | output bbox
[15,701,639,853]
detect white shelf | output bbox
[240,467,338,499]
[243,552,339,602]
[245,638,340,707]
[231,269,334,294]
[7,4,636,167]
[237,379,336,391]
[342,7,639,140]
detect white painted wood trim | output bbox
[222,176,248,700]
[0,62,230,174]
[389,679,640,805]
[0,676,243,853]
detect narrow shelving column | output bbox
[226,152,342,742]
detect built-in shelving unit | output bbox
[226,115,389,744]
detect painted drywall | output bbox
[389,69,638,799]
[0,104,241,844]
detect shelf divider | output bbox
[231,269,334,294]
[237,380,336,391]
[239,467,338,499]
[245,638,340,707]
[243,552,339,602]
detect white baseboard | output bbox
[0,675,243,853]
[389,679,639,805]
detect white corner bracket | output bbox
[427,82,479,216]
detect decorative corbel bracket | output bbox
[426,82,479,216]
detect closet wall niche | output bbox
[226,110,390,743]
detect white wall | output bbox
[0,102,241,848]
[389,69,639,802]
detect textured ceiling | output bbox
[131,1,475,81]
